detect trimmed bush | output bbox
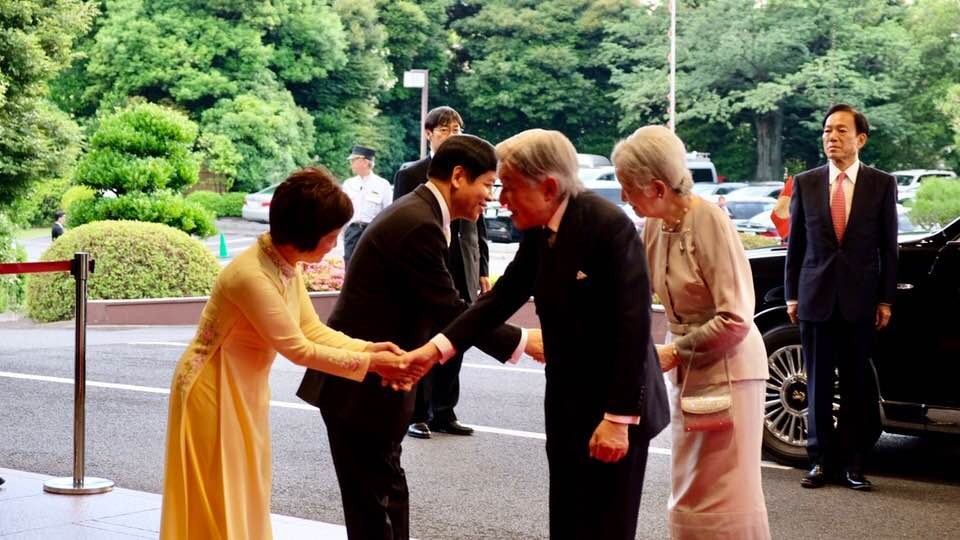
[62,185,96,212]
[69,192,217,237]
[26,221,221,322]
[739,233,781,250]
[909,178,960,229]
[0,214,28,312]
[185,190,222,215]
[218,192,246,217]
[74,102,200,195]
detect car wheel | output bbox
[761,324,841,467]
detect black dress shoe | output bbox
[429,419,474,436]
[800,464,828,488]
[407,422,431,439]
[843,471,873,491]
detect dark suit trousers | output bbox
[411,351,462,424]
[801,314,882,469]
[546,429,650,540]
[322,412,408,540]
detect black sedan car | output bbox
[748,217,960,465]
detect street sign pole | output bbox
[403,69,429,158]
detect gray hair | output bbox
[495,129,584,197]
[611,125,693,195]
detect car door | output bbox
[925,230,960,407]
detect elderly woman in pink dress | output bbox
[612,126,771,539]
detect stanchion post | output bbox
[44,252,114,495]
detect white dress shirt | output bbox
[426,180,527,366]
[342,173,392,224]
[828,159,859,221]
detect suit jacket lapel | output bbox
[816,166,842,247]
[538,194,584,304]
[845,164,871,239]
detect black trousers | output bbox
[411,350,463,425]
[343,222,369,267]
[800,313,882,470]
[546,429,650,540]
[323,413,408,540]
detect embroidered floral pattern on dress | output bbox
[176,318,218,395]
[257,233,297,286]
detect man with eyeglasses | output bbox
[393,106,491,440]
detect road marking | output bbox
[126,344,546,374]
[0,369,792,470]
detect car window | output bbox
[717,185,745,195]
[918,174,953,183]
[894,174,914,186]
[591,187,623,206]
[691,168,714,183]
[726,201,774,220]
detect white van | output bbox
[687,151,718,183]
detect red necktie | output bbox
[831,172,847,241]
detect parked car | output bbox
[579,166,617,182]
[738,210,779,237]
[747,217,959,466]
[483,179,644,243]
[892,169,957,203]
[576,153,612,169]
[692,182,748,202]
[687,151,718,183]
[241,183,279,222]
[726,181,784,199]
[723,197,776,227]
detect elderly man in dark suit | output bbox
[393,106,491,439]
[785,104,898,491]
[405,129,669,540]
[297,135,535,540]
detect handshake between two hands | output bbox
[364,329,547,392]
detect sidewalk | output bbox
[0,468,348,539]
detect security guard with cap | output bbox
[341,145,392,266]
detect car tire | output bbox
[761,324,813,467]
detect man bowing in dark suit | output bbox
[298,135,534,540]
[785,104,898,491]
[404,129,669,539]
[393,106,491,439]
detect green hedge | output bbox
[26,221,221,322]
[6,178,71,228]
[909,178,960,229]
[68,192,217,237]
[739,233,781,250]
[185,190,246,218]
[0,214,28,312]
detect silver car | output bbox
[241,184,279,223]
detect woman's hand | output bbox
[656,344,679,373]
[365,341,405,355]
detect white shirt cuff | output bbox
[432,328,527,365]
[786,300,798,306]
[506,327,528,365]
[430,333,456,364]
[603,413,641,425]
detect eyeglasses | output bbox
[434,125,463,136]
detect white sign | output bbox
[403,70,426,88]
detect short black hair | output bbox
[823,104,870,136]
[424,106,464,131]
[427,135,497,183]
[269,167,353,252]
[54,210,65,219]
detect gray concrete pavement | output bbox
[1,322,959,539]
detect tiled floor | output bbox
[0,468,348,539]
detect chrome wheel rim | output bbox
[765,344,809,446]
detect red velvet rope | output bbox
[0,260,73,275]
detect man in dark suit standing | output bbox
[404,129,669,539]
[297,135,533,540]
[393,106,491,439]
[785,104,898,491]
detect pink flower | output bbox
[300,257,345,292]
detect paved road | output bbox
[1,323,958,539]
